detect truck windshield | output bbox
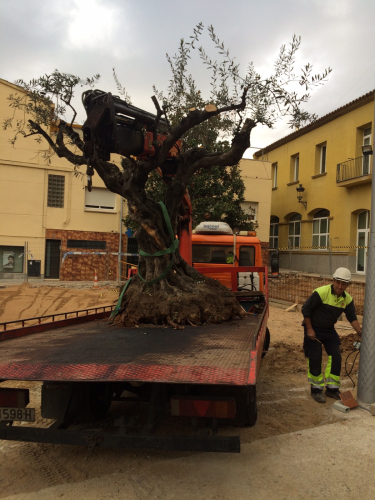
[192,245,232,264]
[192,245,256,265]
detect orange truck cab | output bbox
[192,221,264,292]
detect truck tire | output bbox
[262,327,271,359]
[234,386,257,427]
[82,383,113,421]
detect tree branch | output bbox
[55,119,84,150]
[158,86,249,163]
[28,119,86,166]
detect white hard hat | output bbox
[333,267,351,283]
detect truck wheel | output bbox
[245,386,257,426]
[83,383,113,421]
[262,327,271,359]
[234,386,257,427]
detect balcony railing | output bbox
[336,156,372,183]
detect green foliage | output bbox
[189,163,256,230]
[142,165,256,231]
[3,70,100,147]
[154,26,330,133]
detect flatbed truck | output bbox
[0,266,269,453]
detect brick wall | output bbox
[46,229,128,281]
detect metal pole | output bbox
[24,241,27,282]
[107,244,110,282]
[329,238,332,276]
[357,92,375,406]
[118,197,124,283]
[25,241,28,283]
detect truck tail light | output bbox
[171,397,236,419]
[0,388,30,408]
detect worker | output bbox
[226,251,234,264]
[302,267,362,403]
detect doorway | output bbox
[45,239,61,279]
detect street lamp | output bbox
[296,183,307,209]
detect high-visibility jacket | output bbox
[302,284,357,328]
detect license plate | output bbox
[0,407,35,422]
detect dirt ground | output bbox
[0,283,118,325]
[0,285,363,499]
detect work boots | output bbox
[311,390,326,403]
[326,388,341,400]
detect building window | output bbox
[357,210,370,273]
[85,187,116,212]
[67,240,107,250]
[288,213,302,249]
[0,245,24,273]
[320,144,327,173]
[363,127,372,175]
[241,201,258,224]
[272,163,278,188]
[293,155,299,181]
[312,209,330,249]
[47,175,65,208]
[270,216,279,249]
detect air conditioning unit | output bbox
[194,221,233,235]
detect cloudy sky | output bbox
[1,0,374,156]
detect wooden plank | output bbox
[285,303,298,312]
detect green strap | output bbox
[137,202,179,285]
[108,277,133,324]
[108,202,178,323]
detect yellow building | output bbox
[239,158,272,245]
[0,78,127,281]
[253,90,374,276]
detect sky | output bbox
[1,0,375,157]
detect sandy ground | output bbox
[0,285,370,499]
[0,283,118,325]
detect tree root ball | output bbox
[119,275,245,328]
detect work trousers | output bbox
[303,326,341,392]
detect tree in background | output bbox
[4,25,331,327]
[142,162,256,232]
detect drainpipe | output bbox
[357,91,375,407]
[63,171,72,225]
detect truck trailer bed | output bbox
[0,311,267,386]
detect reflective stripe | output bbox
[325,377,340,384]
[307,360,324,386]
[308,378,324,387]
[326,381,340,389]
[325,356,340,387]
